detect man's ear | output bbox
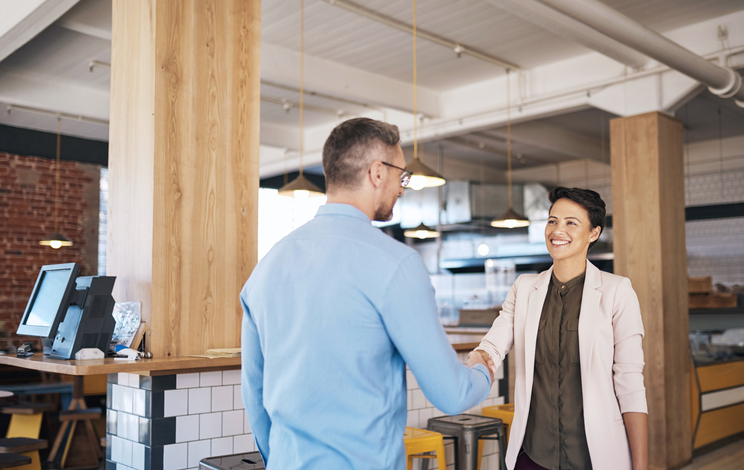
[368,160,385,189]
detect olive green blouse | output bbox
[523,272,592,469]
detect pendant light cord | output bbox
[412,0,418,161]
[55,117,61,233]
[299,0,305,176]
[506,70,512,209]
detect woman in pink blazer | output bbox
[470,187,648,470]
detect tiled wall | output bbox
[106,370,255,470]
[405,352,506,470]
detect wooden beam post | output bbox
[611,111,691,469]
[108,0,260,358]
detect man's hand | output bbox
[468,350,495,384]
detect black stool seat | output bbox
[0,453,32,468]
[426,414,507,470]
[0,437,48,453]
[199,451,265,470]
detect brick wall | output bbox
[0,151,100,348]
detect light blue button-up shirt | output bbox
[241,203,491,470]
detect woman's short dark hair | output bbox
[548,186,606,250]
[322,118,400,190]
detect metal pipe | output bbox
[324,0,519,70]
[7,104,109,126]
[536,0,744,104]
[487,0,647,68]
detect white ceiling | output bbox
[0,0,743,180]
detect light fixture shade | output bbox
[490,207,530,229]
[277,174,325,198]
[403,223,441,239]
[406,158,445,190]
[39,232,73,249]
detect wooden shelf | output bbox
[0,354,241,377]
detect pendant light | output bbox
[404,144,441,240]
[40,118,73,249]
[404,223,441,239]
[407,0,445,191]
[491,70,529,229]
[278,0,324,198]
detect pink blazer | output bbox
[476,261,647,470]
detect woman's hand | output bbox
[623,412,648,470]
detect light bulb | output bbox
[416,230,428,239]
[477,243,489,256]
[409,175,426,191]
[50,240,62,249]
[294,189,309,199]
[505,219,518,229]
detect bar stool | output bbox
[426,414,506,470]
[0,454,32,469]
[2,403,56,439]
[0,438,47,470]
[404,427,447,470]
[481,404,514,445]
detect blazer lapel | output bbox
[579,261,602,387]
[524,267,552,393]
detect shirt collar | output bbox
[551,271,586,292]
[316,203,372,223]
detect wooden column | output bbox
[611,112,691,469]
[108,0,260,358]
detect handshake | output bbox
[468,349,498,384]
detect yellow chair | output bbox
[482,403,514,445]
[404,427,447,470]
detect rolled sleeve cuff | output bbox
[471,362,493,389]
[618,389,648,414]
[473,345,501,368]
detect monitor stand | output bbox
[42,337,53,356]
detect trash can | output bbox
[199,452,265,470]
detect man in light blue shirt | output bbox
[241,118,493,469]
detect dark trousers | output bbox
[515,449,549,470]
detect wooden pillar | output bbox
[108,0,260,358]
[611,112,691,469]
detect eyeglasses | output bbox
[381,162,412,188]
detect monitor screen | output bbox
[17,263,79,338]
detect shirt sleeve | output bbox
[240,290,272,463]
[474,275,519,368]
[379,253,491,416]
[612,277,648,414]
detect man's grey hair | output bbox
[322,118,400,190]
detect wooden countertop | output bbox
[0,332,483,376]
[0,354,241,377]
[447,333,485,351]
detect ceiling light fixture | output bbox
[278,0,325,198]
[407,0,445,191]
[491,70,530,229]
[404,223,441,240]
[40,118,73,249]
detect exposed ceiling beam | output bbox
[322,0,519,71]
[262,42,440,118]
[0,0,81,62]
[56,0,112,40]
[478,121,607,162]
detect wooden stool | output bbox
[0,438,47,470]
[0,454,32,469]
[404,427,447,470]
[481,404,514,445]
[2,403,56,439]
